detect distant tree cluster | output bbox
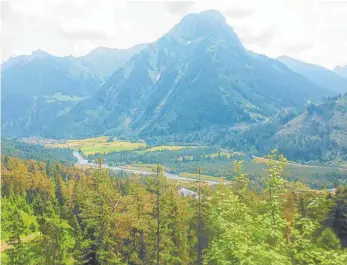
[1,138,76,166]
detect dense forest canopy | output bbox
[1,138,76,166]
[1,151,347,264]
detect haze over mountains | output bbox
[278,56,347,94]
[1,45,145,136]
[2,10,347,162]
[335,65,347,79]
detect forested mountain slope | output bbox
[1,138,76,165]
[273,94,347,162]
[42,10,330,139]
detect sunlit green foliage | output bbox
[1,152,347,264]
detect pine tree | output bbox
[328,186,347,247]
[317,228,341,250]
[3,204,29,265]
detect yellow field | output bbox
[209,152,232,159]
[121,163,170,172]
[253,157,268,164]
[179,172,222,182]
[137,145,193,153]
[47,136,146,156]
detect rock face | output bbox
[41,10,330,139]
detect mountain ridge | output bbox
[278,55,347,94]
[41,10,331,139]
[1,45,145,137]
[334,65,347,79]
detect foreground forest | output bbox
[1,151,347,265]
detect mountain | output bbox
[334,65,347,79]
[42,10,331,139]
[273,94,347,162]
[1,50,100,137]
[278,56,347,94]
[1,46,143,137]
[79,44,147,81]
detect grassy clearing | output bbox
[253,156,347,171]
[119,163,173,173]
[179,172,223,182]
[208,152,232,159]
[137,145,194,154]
[47,136,146,156]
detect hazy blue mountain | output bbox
[80,44,147,81]
[278,56,347,94]
[334,65,347,79]
[43,10,331,139]
[1,46,142,137]
[2,51,99,137]
[2,50,102,96]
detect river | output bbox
[73,151,219,184]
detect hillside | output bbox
[42,10,330,139]
[1,138,76,165]
[273,94,347,162]
[1,46,143,137]
[335,65,347,79]
[278,56,347,94]
[79,44,147,81]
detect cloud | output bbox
[1,0,347,68]
[165,1,195,16]
[59,27,108,40]
[238,27,277,47]
[53,0,89,19]
[224,6,253,19]
[281,42,314,54]
[1,1,13,21]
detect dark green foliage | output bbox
[317,228,341,250]
[273,94,347,163]
[1,138,76,165]
[328,187,347,247]
[2,205,29,265]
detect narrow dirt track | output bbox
[0,233,40,253]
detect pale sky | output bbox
[1,0,347,69]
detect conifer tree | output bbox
[3,204,29,265]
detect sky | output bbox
[1,0,347,69]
